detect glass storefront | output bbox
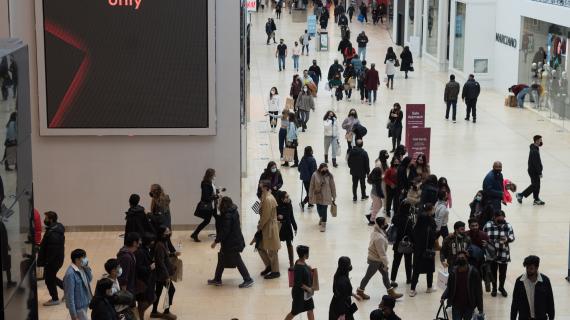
[426,0,439,56]
[407,0,415,43]
[453,2,466,70]
[519,17,569,124]
[387,0,395,40]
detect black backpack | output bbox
[353,123,367,138]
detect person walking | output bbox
[275,190,298,268]
[284,245,315,320]
[365,64,380,104]
[359,2,368,23]
[285,112,300,167]
[308,60,322,87]
[290,74,303,105]
[148,183,172,231]
[256,161,284,198]
[385,58,396,90]
[151,226,177,320]
[384,47,397,63]
[320,8,330,29]
[358,60,369,103]
[409,203,438,297]
[384,157,400,217]
[38,211,66,306]
[298,146,317,211]
[277,39,288,71]
[342,109,360,151]
[208,197,254,288]
[323,111,340,167]
[356,217,403,300]
[275,1,282,18]
[191,168,220,242]
[347,3,355,22]
[366,166,385,224]
[327,59,344,87]
[388,103,403,152]
[516,135,545,205]
[102,259,135,320]
[356,31,369,61]
[301,30,311,55]
[291,42,301,72]
[347,139,370,202]
[329,256,361,320]
[134,233,157,320]
[265,19,274,45]
[482,161,504,213]
[462,74,481,123]
[117,232,140,296]
[266,87,283,131]
[483,210,515,298]
[343,63,356,101]
[309,163,337,232]
[510,255,555,320]
[435,191,450,244]
[390,201,414,287]
[279,110,291,160]
[295,85,315,132]
[444,74,461,122]
[257,180,282,279]
[399,46,413,79]
[89,278,119,320]
[441,250,485,320]
[63,249,93,320]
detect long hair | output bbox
[219,196,237,213]
[202,168,215,183]
[323,110,336,121]
[150,184,169,213]
[270,87,278,100]
[333,256,352,282]
[264,161,277,174]
[348,108,358,119]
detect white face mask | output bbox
[117,267,123,277]
[81,257,89,267]
[111,286,119,295]
[271,167,277,173]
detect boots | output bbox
[325,154,329,164]
[332,158,338,167]
[287,244,294,268]
[388,288,403,299]
[356,288,370,300]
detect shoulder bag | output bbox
[397,217,414,254]
[194,201,213,219]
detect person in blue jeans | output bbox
[276,39,288,71]
[278,109,290,160]
[516,87,531,108]
[63,249,93,320]
[444,74,460,122]
[308,163,337,232]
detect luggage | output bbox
[168,256,183,282]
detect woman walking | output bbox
[275,191,298,267]
[292,42,301,72]
[284,112,300,167]
[298,146,317,211]
[343,63,356,101]
[191,168,220,242]
[390,200,414,287]
[388,103,403,152]
[151,226,177,320]
[266,87,283,132]
[342,109,360,151]
[208,197,254,288]
[309,163,337,232]
[148,184,172,234]
[366,166,385,225]
[400,46,413,79]
[295,85,315,131]
[375,150,390,170]
[290,74,303,105]
[384,157,399,217]
[256,161,284,198]
[279,109,291,160]
[385,57,396,90]
[409,203,437,297]
[329,256,361,320]
[284,245,315,320]
[323,111,339,167]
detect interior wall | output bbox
[8,0,242,227]
[0,0,9,37]
[463,1,495,85]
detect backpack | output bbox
[352,122,367,137]
[299,36,304,45]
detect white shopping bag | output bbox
[437,269,449,290]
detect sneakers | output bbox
[388,288,403,299]
[207,279,222,286]
[264,272,281,279]
[533,199,545,205]
[499,287,508,297]
[353,197,357,202]
[239,279,254,288]
[356,288,370,300]
[516,193,523,204]
[260,266,271,276]
[426,287,437,294]
[190,234,201,242]
[150,312,164,319]
[42,299,60,306]
[320,222,326,232]
[361,195,369,200]
[409,290,417,297]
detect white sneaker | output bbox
[426,287,437,294]
[409,290,417,297]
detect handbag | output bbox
[348,77,356,89]
[386,120,394,131]
[394,59,400,67]
[437,269,449,290]
[283,147,296,162]
[311,268,319,291]
[357,14,364,22]
[345,131,353,142]
[398,236,414,254]
[435,301,449,320]
[218,251,238,269]
[194,201,213,219]
[288,268,295,287]
[330,202,337,217]
[348,302,358,314]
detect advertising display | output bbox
[405,103,425,146]
[36,0,216,135]
[307,15,317,36]
[407,127,431,162]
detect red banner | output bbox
[407,128,431,163]
[405,104,425,147]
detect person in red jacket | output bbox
[383,157,399,217]
[33,208,42,245]
[365,63,380,105]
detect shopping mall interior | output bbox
[1,0,570,319]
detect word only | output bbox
[108,0,142,10]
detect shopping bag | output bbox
[437,269,449,290]
[348,77,356,89]
[311,268,320,291]
[330,202,337,217]
[288,268,295,287]
[169,256,183,282]
[435,301,449,320]
[162,283,171,309]
[285,97,295,109]
[357,14,364,22]
[283,147,296,162]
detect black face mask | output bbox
[44,220,51,227]
[493,169,502,175]
[539,141,543,147]
[348,265,353,272]
[496,219,506,225]
[457,259,468,266]
[381,224,389,230]
[149,192,154,198]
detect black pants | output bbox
[268,111,279,128]
[411,271,433,291]
[153,281,176,312]
[192,212,217,238]
[213,253,252,281]
[352,175,366,199]
[359,82,368,101]
[385,186,397,216]
[465,99,477,120]
[490,262,508,291]
[44,264,64,300]
[302,179,311,204]
[521,172,541,201]
[285,140,299,165]
[391,251,412,283]
[446,100,457,120]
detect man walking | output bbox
[63,249,93,320]
[356,31,369,61]
[462,74,481,123]
[483,211,515,298]
[482,161,504,212]
[257,180,281,279]
[441,251,484,320]
[511,255,555,320]
[444,74,460,122]
[38,211,66,306]
[265,18,273,45]
[276,39,288,71]
[517,135,545,205]
[347,139,370,202]
[308,60,322,87]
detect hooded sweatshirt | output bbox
[125,205,154,236]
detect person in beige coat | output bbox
[258,180,281,279]
[308,163,336,232]
[356,217,403,300]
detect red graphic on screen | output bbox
[44,20,90,128]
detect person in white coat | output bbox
[266,87,282,132]
[385,59,396,90]
[323,110,340,168]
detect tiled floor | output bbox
[38,7,570,320]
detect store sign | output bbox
[408,128,431,163]
[245,0,257,11]
[496,33,518,49]
[405,104,425,147]
[530,0,570,8]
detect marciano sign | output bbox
[530,0,570,8]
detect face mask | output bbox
[348,265,353,272]
[303,88,308,92]
[496,219,505,225]
[381,224,389,230]
[539,141,543,147]
[350,113,356,117]
[81,257,89,267]
[271,167,277,173]
[149,192,154,198]
[475,195,482,201]
[111,287,119,295]
[321,170,328,175]
[44,220,51,227]
[457,258,467,266]
[117,267,123,277]
[493,169,502,174]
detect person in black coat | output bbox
[208,197,254,288]
[390,201,414,286]
[192,168,221,242]
[37,211,65,305]
[256,161,284,198]
[395,157,413,211]
[482,161,504,213]
[347,139,370,202]
[298,146,317,210]
[134,232,157,320]
[441,251,484,319]
[420,175,439,206]
[399,46,413,79]
[517,135,545,205]
[511,255,554,320]
[329,256,361,320]
[89,278,119,320]
[388,103,403,152]
[275,191,298,267]
[328,59,345,83]
[125,194,154,237]
[409,203,437,297]
[461,74,481,123]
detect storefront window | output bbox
[453,2,466,71]
[518,17,569,122]
[407,0,415,43]
[426,0,439,56]
[387,0,394,38]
